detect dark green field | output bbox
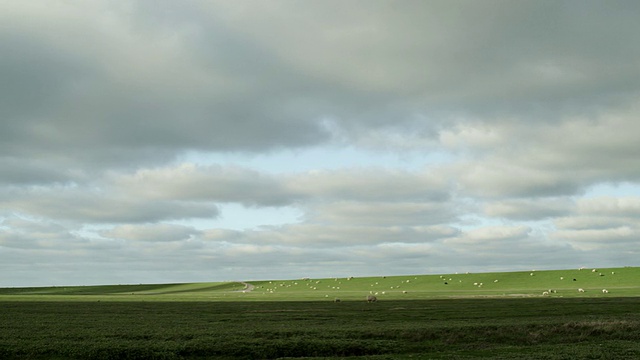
[1,298,640,359]
[1,268,639,359]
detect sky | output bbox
[2,1,640,287]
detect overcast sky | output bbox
[2,1,640,287]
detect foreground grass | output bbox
[1,297,639,359]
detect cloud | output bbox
[2,1,640,286]
[577,196,640,217]
[307,201,457,226]
[484,198,574,221]
[1,186,219,223]
[113,164,297,206]
[204,223,458,247]
[100,223,200,242]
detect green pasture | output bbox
[1,267,639,359]
[1,266,638,301]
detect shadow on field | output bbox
[1,297,639,359]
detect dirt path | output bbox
[238,282,255,292]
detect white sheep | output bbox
[602,289,609,294]
[542,291,549,296]
[578,288,585,293]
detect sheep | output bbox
[542,291,549,296]
[334,298,341,302]
[602,289,609,294]
[578,288,585,293]
[402,291,408,294]
[367,295,378,303]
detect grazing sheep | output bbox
[334,298,341,302]
[602,289,609,294]
[402,291,408,294]
[578,288,585,293]
[367,295,378,303]
[542,291,549,296]
[560,277,564,280]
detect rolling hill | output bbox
[1,266,638,301]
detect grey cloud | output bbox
[289,168,449,202]
[3,1,639,172]
[577,196,640,217]
[113,164,451,206]
[100,223,200,242]
[457,161,585,198]
[114,164,297,207]
[2,1,640,286]
[552,226,638,252]
[443,226,533,247]
[453,104,640,199]
[1,1,331,171]
[0,158,79,186]
[228,223,459,247]
[554,216,631,231]
[307,201,457,226]
[0,217,102,251]
[1,187,219,223]
[484,198,574,221]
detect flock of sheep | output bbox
[257,267,616,302]
[539,268,613,296]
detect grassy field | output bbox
[1,267,638,301]
[1,267,639,359]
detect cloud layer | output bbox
[1,1,639,286]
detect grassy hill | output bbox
[1,266,638,301]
